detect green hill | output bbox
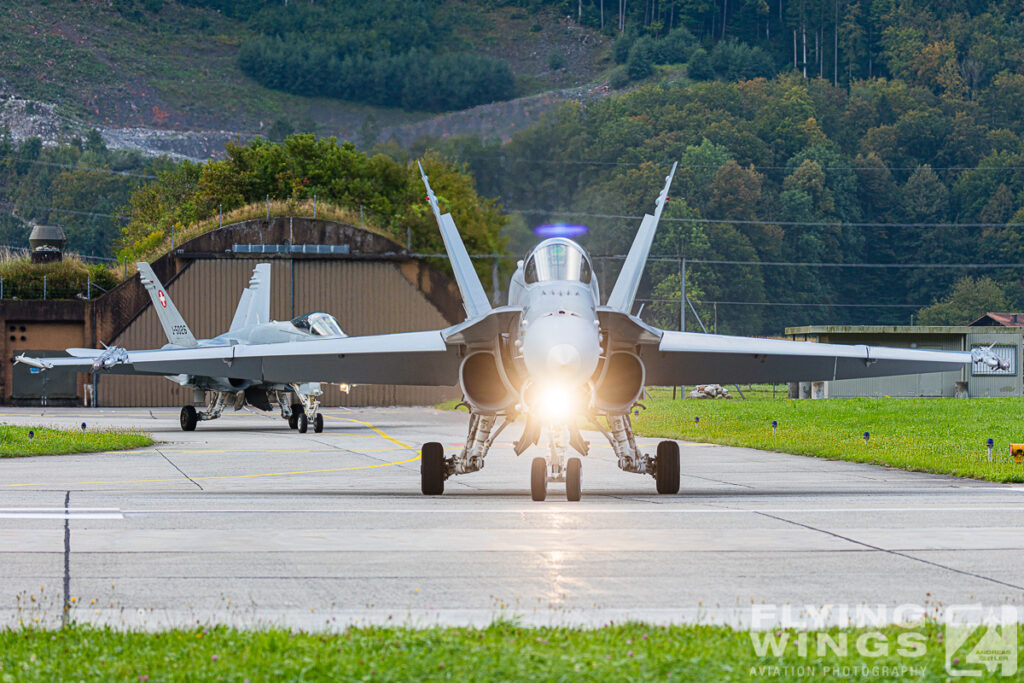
[0,0,611,135]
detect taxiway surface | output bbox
[0,406,1022,629]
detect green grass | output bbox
[0,622,1014,681]
[0,425,152,457]
[634,389,1024,483]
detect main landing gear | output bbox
[282,392,323,433]
[602,414,680,494]
[180,405,198,431]
[418,410,680,500]
[179,391,230,431]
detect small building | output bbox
[28,224,66,263]
[784,325,1022,398]
[968,312,1024,327]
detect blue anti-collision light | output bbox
[533,223,589,238]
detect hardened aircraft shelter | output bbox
[1,218,463,407]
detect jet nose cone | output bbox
[547,343,582,376]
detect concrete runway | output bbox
[0,406,1022,629]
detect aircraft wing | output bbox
[639,329,971,385]
[17,330,462,386]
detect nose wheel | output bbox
[531,455,583,502]
[530,457,547,501]
[565,457,581,501]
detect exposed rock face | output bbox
[688,384,732,399]
[0,97,65,142]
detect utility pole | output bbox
[679,257,686,400]
[680,258,686,332]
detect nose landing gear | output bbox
[530,429,584,502]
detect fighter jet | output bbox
[15,162,1006,499]
[16,262,346,433]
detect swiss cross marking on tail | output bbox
[157,290,167,308]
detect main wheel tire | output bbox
[421,442,445,495]
[288,413,298,429]
[566,457,582,502]
[655,440,680,494]
[180,405,198,432]
[530,457,547,502]
[313,413,324,433]
[297,412,308,433]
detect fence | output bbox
[0,275,109,301]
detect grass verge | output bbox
[0,425,152,457]
[634,390,1024,483]
[0,622,1012,681]
[122,199,384,279]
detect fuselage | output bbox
[161,312,345,393]
[509,238,602,420]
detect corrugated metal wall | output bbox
[824,334,966,398]
[99,259,460,407]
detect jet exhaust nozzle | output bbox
[459,350,518,413]
[594,351,645,412]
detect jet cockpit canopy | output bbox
[523,238,593,285]
[291,312,344,337]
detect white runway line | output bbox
[0,508,123,520]
[116,506,1024,516]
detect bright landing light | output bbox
[535,382,577,423]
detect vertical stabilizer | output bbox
[418,161,491,320]
[229,263,272,331]
[136,262,199,347]
[607,162,677,313]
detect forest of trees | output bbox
[4,1,1024,329]
[218,0,516,111]
[558,0,1024,93]
[408,67,1024,334]
[0,129,171,258]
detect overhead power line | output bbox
[5,157,158,179]
[509,208,1024,229]
[454,154,1024,174]
[639,298,923,308]
[614,257,1024,268]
